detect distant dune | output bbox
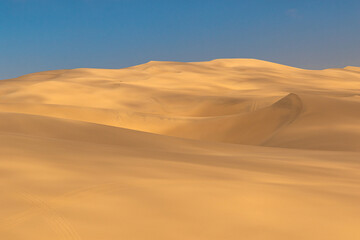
[1,59,360,240]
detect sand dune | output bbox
[1,59,360,150]
[1,59,360,239]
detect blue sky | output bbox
[1,0,360,79]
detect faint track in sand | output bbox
[0,182,125,238]
[0,190,92,240]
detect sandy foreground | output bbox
[0,59,360,239]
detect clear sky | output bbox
[1,0,360,79]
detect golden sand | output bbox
[1,59,360,239]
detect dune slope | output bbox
[0,59,360,240]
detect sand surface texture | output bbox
[1,59,360,239]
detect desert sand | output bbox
[0,59,360,239]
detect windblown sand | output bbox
[1,59,360,239]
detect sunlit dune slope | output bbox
[1,59,360,151]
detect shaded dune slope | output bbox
[0,93,301,144]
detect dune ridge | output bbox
[1,59,360,240]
